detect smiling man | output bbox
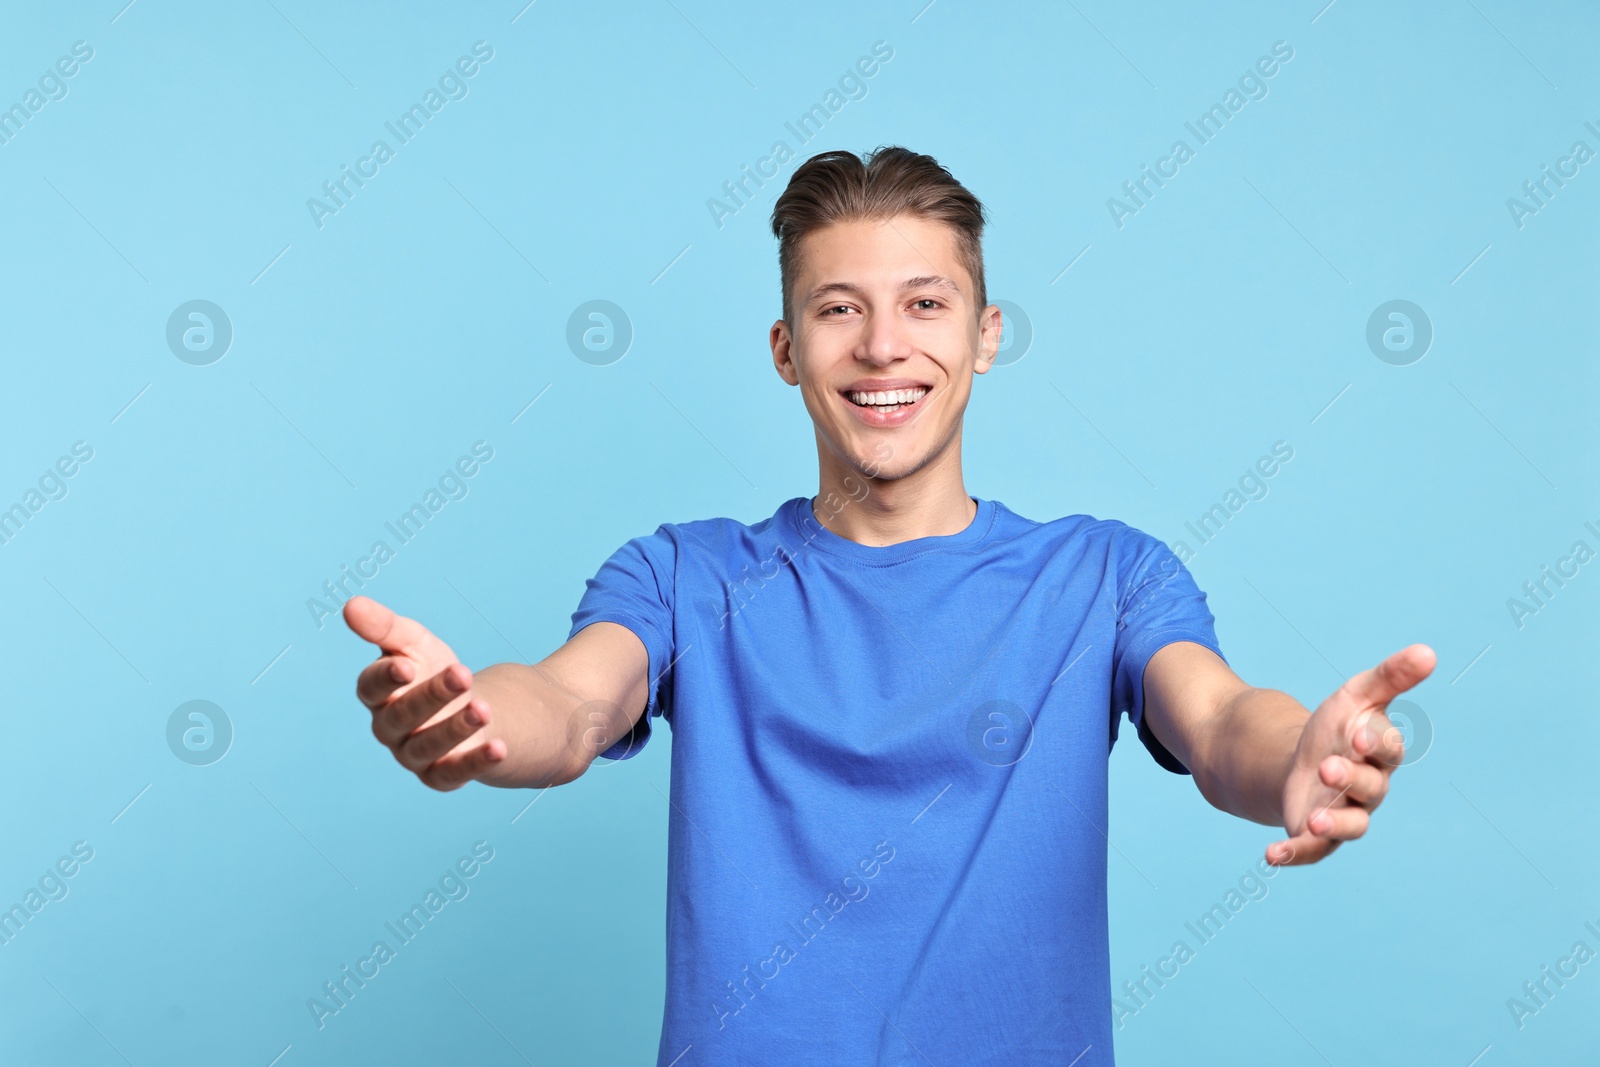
[343,146,1435,1065]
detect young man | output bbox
[344,146,1434,1065]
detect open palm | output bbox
[1268,643,1436,866]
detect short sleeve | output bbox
[1109,531,1227,775]
[567,526,678,760]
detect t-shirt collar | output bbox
[780,494,997,564]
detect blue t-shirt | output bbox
[567,495,1226,1066]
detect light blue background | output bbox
[1,1,1595,1063]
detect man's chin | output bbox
[853,448,918,483]
[818,424,936,484]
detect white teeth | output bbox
[848,387,928,407]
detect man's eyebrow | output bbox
[805,275,963,303]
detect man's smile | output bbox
[839,376,933,427]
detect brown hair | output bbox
[769,146,989,327]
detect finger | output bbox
[396,699,491,771]
[1349,709,1407,768]
[1267,833,1339,867]
[1305,804,1370,842]
[1341,643,1437,709]
[420,738,507,792]
[1319,754,1389,808]
[356,655,416,711]
[343,596,434,657]
[372,663,472,747]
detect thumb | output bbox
[343,595,428,656]
[1342,643,1437,711]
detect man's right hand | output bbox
[344,595,507,791]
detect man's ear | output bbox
[974,303,1003,375]
[771,319,800,386]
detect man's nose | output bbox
[857,312,912,364]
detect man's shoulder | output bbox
[989,500,1163,555]
[636,498,795,551]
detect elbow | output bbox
[542,750,593,788]
[476,743,591,791]
[1189,764,1232,814]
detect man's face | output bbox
[770,215,1001,483]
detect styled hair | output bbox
[769,146,988,327]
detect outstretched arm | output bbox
[1140,640,1436,866]
[345,596,650,791]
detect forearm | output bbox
[468,661,589,790]
[1190,687,1310,826]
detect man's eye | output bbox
[913,299,942,311]
[821,305,852,316]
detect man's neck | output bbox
[812,441,976,548]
